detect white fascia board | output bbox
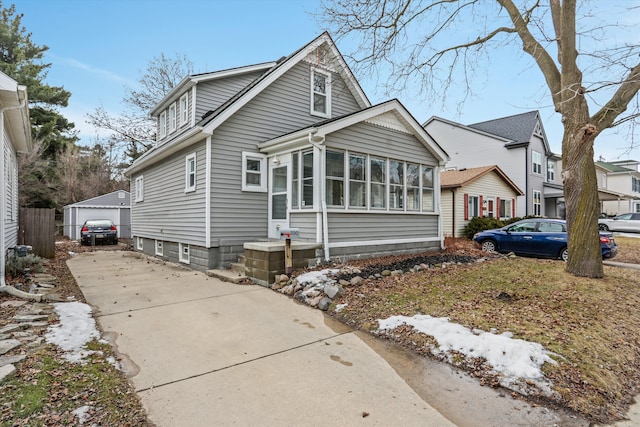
[124,126,206,176]
[191,62,276,83]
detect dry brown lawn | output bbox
[331,237,640,423]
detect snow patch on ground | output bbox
[72,405,92,424]
[45,302,100,363]
[377,314,558,396]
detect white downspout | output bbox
[308,129,329,261]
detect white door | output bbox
[268,156,290,239]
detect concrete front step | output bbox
[206,269,248,284]
[229,262,246,274]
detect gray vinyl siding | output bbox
[131,140,207,246]
[3,132,17,248]
[326,122,438,164]
[194,71,264,121]
[327,213,438,243]
[289,212,317,240]
[208,61,363,244]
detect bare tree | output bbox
[318,0,640,278]
[86,53,194,164]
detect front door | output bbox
[268,156,290,239]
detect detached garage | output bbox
[63,190,131,240]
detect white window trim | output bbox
[169,102,177,133]
[155,240,163,256]
[135,175,144,202]
[136,236,143,251]
[532,151,542,175]
[241,152,267,192]
[185,153,196,193]
[533,190,542,216]
[310,68,331,118]
[179,243,190,264]
[179,93,188,126]
[159,111,167,139]
[547,161,555,182]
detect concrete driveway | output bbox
[67,251,454,427]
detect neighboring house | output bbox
[0,71,32,286]
[595,160,640,215]
[125,33,449,273]
[440,165,524,237]
[63,190,131,240]
[424,111,564,219]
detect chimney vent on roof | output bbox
[276,56,287,64]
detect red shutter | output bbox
[512,198,516,218]
[479,196,483,218]
[464,193,469,220]
[496,197,501,218]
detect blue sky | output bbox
[14,0,640,161]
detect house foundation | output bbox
[243,241,322,286]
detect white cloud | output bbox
[50,53,135,86]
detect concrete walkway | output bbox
[67,251,455,427]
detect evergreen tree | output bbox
[0,2,77,159]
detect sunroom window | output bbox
[389,160,404,209]
[422,166,434,211]
[326,150,344,207]
[349,154,366,208]
[406,163,420,211]
[370,157,387,209]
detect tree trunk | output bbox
[562,122,603,278]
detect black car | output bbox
[80,219,118,245]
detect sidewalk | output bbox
[67,251,455,427]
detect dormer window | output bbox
[159,111,167,139]
[179,93,188,126]
[169,103,177,133]
[311,69,331,118]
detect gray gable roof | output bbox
[468,111,539,144]
[65,190,130,208]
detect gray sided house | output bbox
[63,190,131,240]
[125,33,449,275]
[0,71,32,285]
[425,111,564,219]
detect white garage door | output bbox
[76,208,122,239]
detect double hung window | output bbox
[185,153,196,192]
[311,69,331,117]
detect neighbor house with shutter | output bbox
[125,33,449,281]
[0,71,31,285]
[440,165,523,237]
[424,112,564,219]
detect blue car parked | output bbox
[473,218,617,261]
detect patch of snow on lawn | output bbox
[296,269,339,286]
[72,405,92,424]
[377,314,557,393]
[45,302,100,363]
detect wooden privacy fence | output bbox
[19,208,55,259]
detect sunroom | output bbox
[254,100,449,266]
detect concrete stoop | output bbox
[206,268,248,284]
[206,255,248,284]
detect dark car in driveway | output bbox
[80,219,118,245]
[473,218,617,261]
[598,213,640,233]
